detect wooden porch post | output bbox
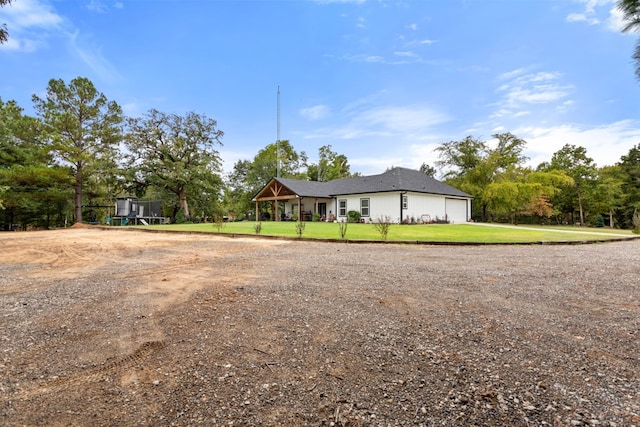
[297,197,302,221]
[255,201,259,221]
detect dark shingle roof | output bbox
[274,178,334,198]
[274,167,472,199]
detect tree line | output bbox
[0,77,358,229]
[1,76,640,230]
[432,134,640,230]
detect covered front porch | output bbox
[253,179,334,221]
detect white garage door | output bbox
[445,198,468,223]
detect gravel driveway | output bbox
[1,227,639,426]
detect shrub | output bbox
[594,214,604,228]
[633,209,640,234]
[313,212,321,222]
[372,215,392,240]
[212,215,226,232]
[347,210,361,223]
[254,221,262,234]
[295,220,306,238]
[174,209,187,224]
[338,221,348,239]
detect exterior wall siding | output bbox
[335,192,470,223]
[402,192,447,223]
[278,192,470,223]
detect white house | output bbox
[253,167,473,223]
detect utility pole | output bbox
[276,86,281,178]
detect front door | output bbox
[318,203,327,219]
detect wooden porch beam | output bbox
[255,195,295,202]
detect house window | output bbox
[402,195,408,210]
[338,199,347,217]
[360,198,370,217]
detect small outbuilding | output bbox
[253,167,473,223]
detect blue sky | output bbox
[2,0,639,177]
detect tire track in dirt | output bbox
[12,340,166,400]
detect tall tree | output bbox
[419,162,437,177]
[307,145,355,182]
[483,168,572,224]
[33,77,123,224]
[224,140,307,221]
[435,133,528,221]
[618,143,640,228]
[435,136,487,179]
[244,140,307,190]
[1,0,11,45]
[0,98,72,229]
[225,159,253,220]
[593,165,626,228]
[618,0,640,81]
[125,109,224,219]
[544,144,597,226]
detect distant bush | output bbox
[373,215,392,240]
[212,215,226,232]
[594,214,604,228]
[338,221,348,239]
[347,210,361,223]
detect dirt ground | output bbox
[1,227,639,426]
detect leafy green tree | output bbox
[543,144,597,226]
[225,159,253,220]
[618,144,640,228]
[124,109,224,219]
[307,145,356,182]
[435,133,528,222]
[0,185,7,209]
[33,77,123,224]
[483,168,572,224]
[592,165,626,228]
[250,140,307,185]
[0,98,72,229]
[225,140,307,221]
[419,162,437,177]
[435,136,487,179]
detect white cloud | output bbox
[515,120,640,167]
[86,0,107,14]
[566,12,600,25]
[343,53,385,63]
[303,100,450,145]
[0,0,64,52]
[355,105,449,132]
[566,0,624,32]
[300,105,331,120]
[68,30,122,83]
[313,0,366,3]
[606,4,626,32]
[494,69,573,113]
[0,0,63,29]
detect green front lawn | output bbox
[136,222,637,243]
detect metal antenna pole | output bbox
[276,86,281,178]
